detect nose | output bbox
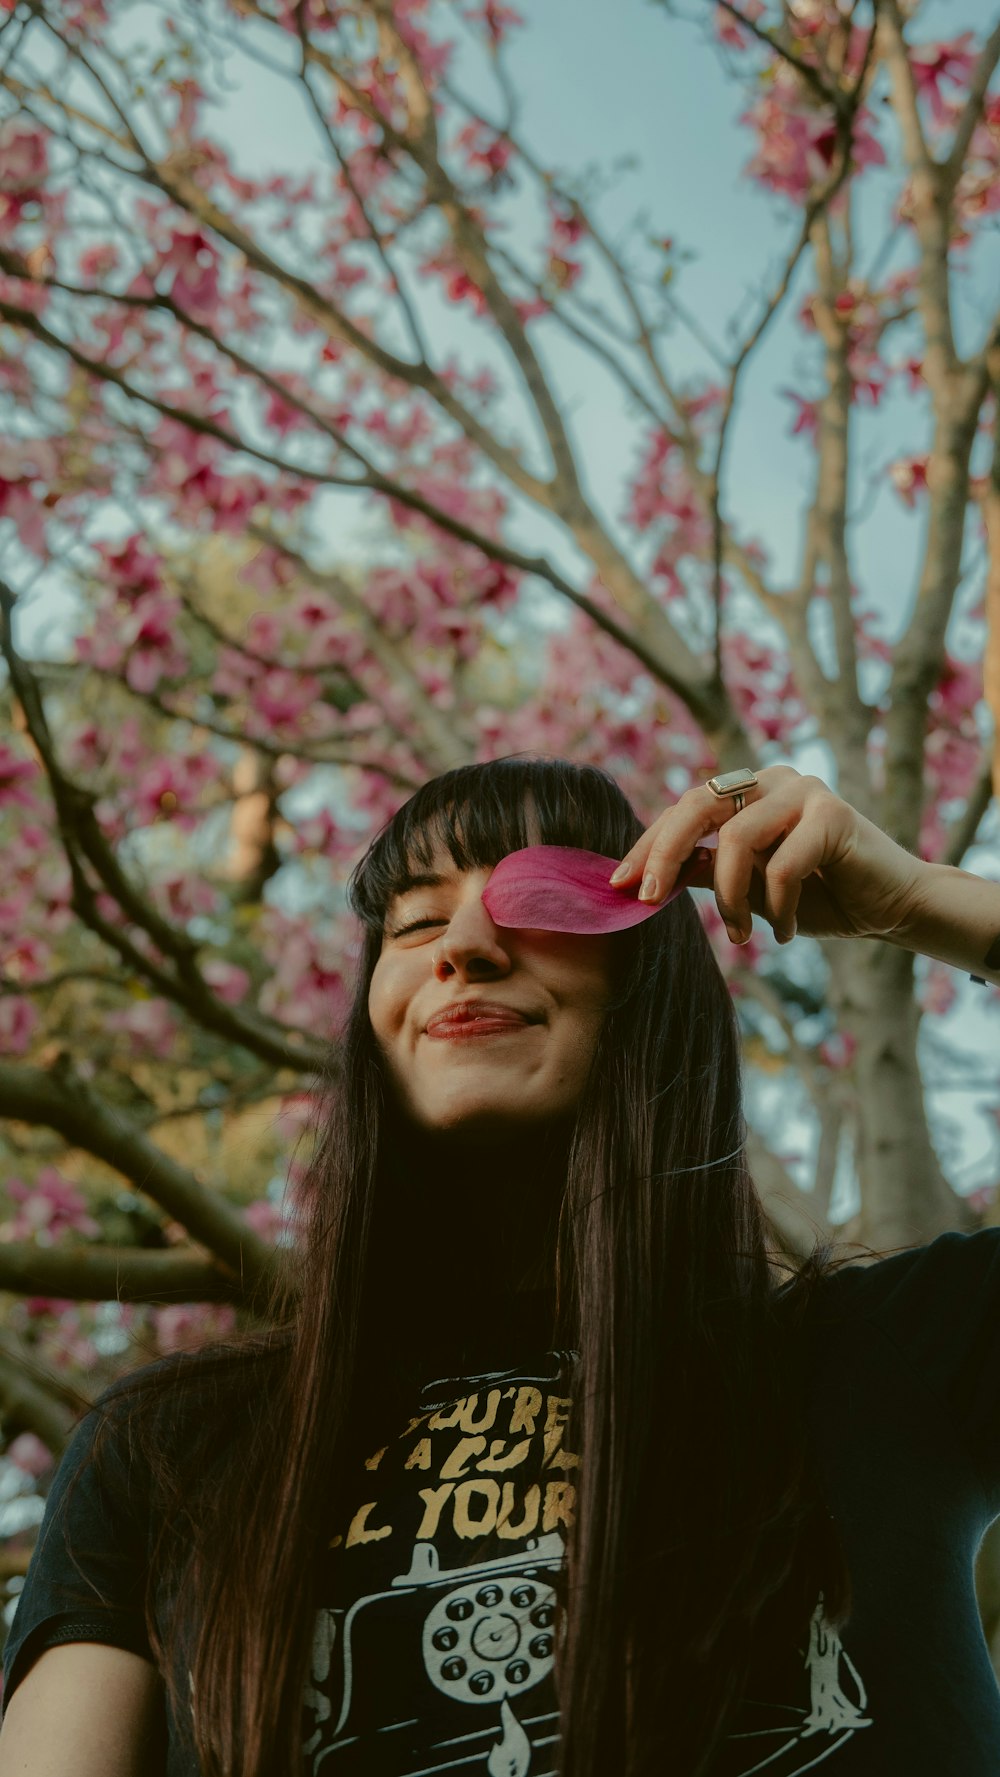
[432,886,513,980]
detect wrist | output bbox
[885,859,1000,984]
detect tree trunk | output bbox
[825,938,971,1251]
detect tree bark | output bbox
[825,939,970,1249]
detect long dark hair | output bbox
[72,755,862,1776]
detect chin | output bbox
[407,1103,534,1144]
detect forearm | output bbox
[886,861,1000,984]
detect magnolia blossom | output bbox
[130,752,219,829]
[889,455,930,507]
[0,996,37,1057]
[0,121,50,236]
[910,34,978,127]
[201,959,252,1004]
[0,439,61,555]
[0,744,39,812]
[150,1302,237,1356]
[257,909,350,1034]
[714,0,765,49]
[103,998,181,1059]
[783,390,821,438]
[6,1431,55,1478]
[2,1167,101,1243]
[154,222,222,318]
[742,87,885,202]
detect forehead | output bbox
[387,841,498,904]
[387,798,545,900]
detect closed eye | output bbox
[390,918,444,938]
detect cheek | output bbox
[558,938,618,1007]
[367,963,394,1040]
[368,959,414,1042]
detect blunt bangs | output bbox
[347,756,646,931]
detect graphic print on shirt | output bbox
[720,1593,872,1776]
[302,1353,572,1775]
[300,1352,873,1776]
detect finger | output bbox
[622,773,807,905]
[608,796,716,898]
[706,783,829,940]
[759,822,827,941]
[610,779,768,901]
[712,822,775,943]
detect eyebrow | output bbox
[387,868,458,904]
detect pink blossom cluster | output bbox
[627,430,713,602]
[256,907,352,1035]
[909,34,979,128]
[0,1168,101,1244]
[149,1302,237,1355]
[0,756,74,1056]
[5,1431,55,1477]
[714,0,765,51]
[75,586,191,695]
[453,120,513,188]
[723,631,809,748]
[152,222,222,321]
[26,1305,101,1371]
[146,418,273,534]
[103,997,181,1059]
[0,439,62,557]
[418,249,489,316]
[954,91,1000,235]
[0,121,65,243]
[741,76,884,204]
[920,653,983,858]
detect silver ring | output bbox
[705,769,759,816]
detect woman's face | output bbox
[368,826,618,1146]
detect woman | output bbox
[1,755,999,1777]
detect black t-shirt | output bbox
[5,1227,1000,1775]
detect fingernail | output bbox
[609,863,628,885]
[726,923,744,944]
[640,874,658,901]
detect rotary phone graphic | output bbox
[418,1545,558,1707]
[307,1533,564,1775]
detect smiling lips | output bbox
[426,998,533,1035]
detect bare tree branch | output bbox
[34,14,556,506]
[0,1054,287,1303]
[940,749,997,868]
[1,250,742,744]
[708,11,878,710]
[941,18,1000,199]
[714,1,846,110]
[293,6,431,363]
[0,578,329,1073]
[0,1242,251,1305]
[243,523,471,776]
[878,0,933,175]
[0,1341,78,1453]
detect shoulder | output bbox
[64,1336,291,1511]
[810,1226,1000,1326]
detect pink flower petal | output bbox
[481,835,717,934]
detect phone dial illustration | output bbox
[308,1533,565,1774]
[419,1545,557,1705]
